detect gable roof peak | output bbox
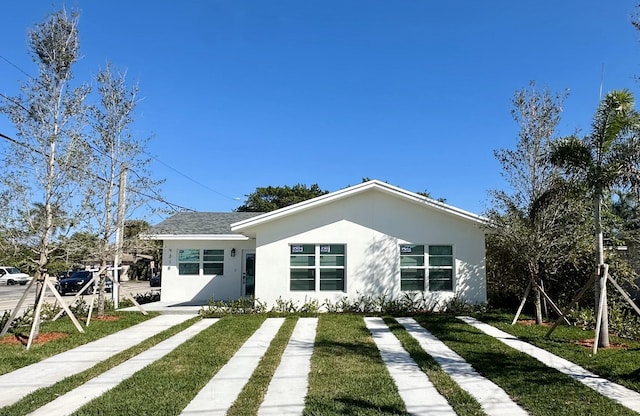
[231,180,486,232]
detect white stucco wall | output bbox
[160,239,255,304]
[249,189,486,310]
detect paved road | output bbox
[0,279,156,315]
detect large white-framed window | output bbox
[178,249,225,276]
[290,244,345,291]
[400,244,453,291]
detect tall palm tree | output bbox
[551,89,640,348]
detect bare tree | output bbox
[0,9,89,290]
[83,62,159,315]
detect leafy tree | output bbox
[236,183,328,212]
[56,231,101,267]
[551,90,640,348]
[487,82,592,323]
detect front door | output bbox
[242,251,256,297]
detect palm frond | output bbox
[550,135,593,174]
[590,89,636,154]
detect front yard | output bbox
[1,312,640,415]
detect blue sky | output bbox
[1,1,640,222]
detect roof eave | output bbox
[142,234,251,241]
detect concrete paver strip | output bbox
[27,318,219,416]
[458,316,640,414]
[258,317,318,416]
[0,314,193,409]
[365,317,456,416]
[180,317,285,415]
[396,317,528,416]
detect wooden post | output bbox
[0,276,37,336]
[127,293,148,315]
[52,266,107,321]
[608,274,640,316]
[545,273,597,338]
[26,274,51,350]
[86,281,99,326]
[512,278,533,325]
[532,279,571,325]
[44,278,83,334]
[540,279,549,318]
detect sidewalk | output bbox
[396,317,527,416]
[0,314,194,408]
[459,315,640,414]
[28,318,218,416]
[119,301,204,315]
[365,317,457,416]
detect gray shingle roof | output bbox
[150,212,263,235]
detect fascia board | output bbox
[142,234,250,241]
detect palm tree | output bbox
[551,89,640,348]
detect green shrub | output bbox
[567,302,640,340]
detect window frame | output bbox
[177,248,225,276]
[399,244,454,292]
[290,244,346,292]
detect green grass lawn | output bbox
[1,312,639,416]
[0,311,156,375]
[480,312,640,393]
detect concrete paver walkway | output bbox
[27,318,219,416]
[458,315,640,414]
[396,317,528,416]
[0,314,194,408]
[180,317,285,415]
[365,317,456,416]
[258,317,318,416]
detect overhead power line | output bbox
[0,53,242,206]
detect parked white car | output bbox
[0,266,32,285]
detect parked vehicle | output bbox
[150,273,161,287]
[56,270,113,295]
[0,266,32,285]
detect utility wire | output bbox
[0,53,241,204]
[0,130,195,212]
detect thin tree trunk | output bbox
[594,194,610,348]
[533,277,543,324]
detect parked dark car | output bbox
[56,270,112,295]
[150,273,161,287]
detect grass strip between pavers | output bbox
[69,314,267,416]
[0,315,200,416]
[480,313,640,394]
[0,311,157,375]
[304,314,409,415]
[414,314,639,416]
[383,316,485,416]
[227,316,298,416]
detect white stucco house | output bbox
[148,180,488,309]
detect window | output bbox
[400,245,425,290]
[203,249,224,275]
[400,244,453,291]
[178,249,225,276]
[428,245,453,291]
[290,244,345,291]
[178,249,200,275]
